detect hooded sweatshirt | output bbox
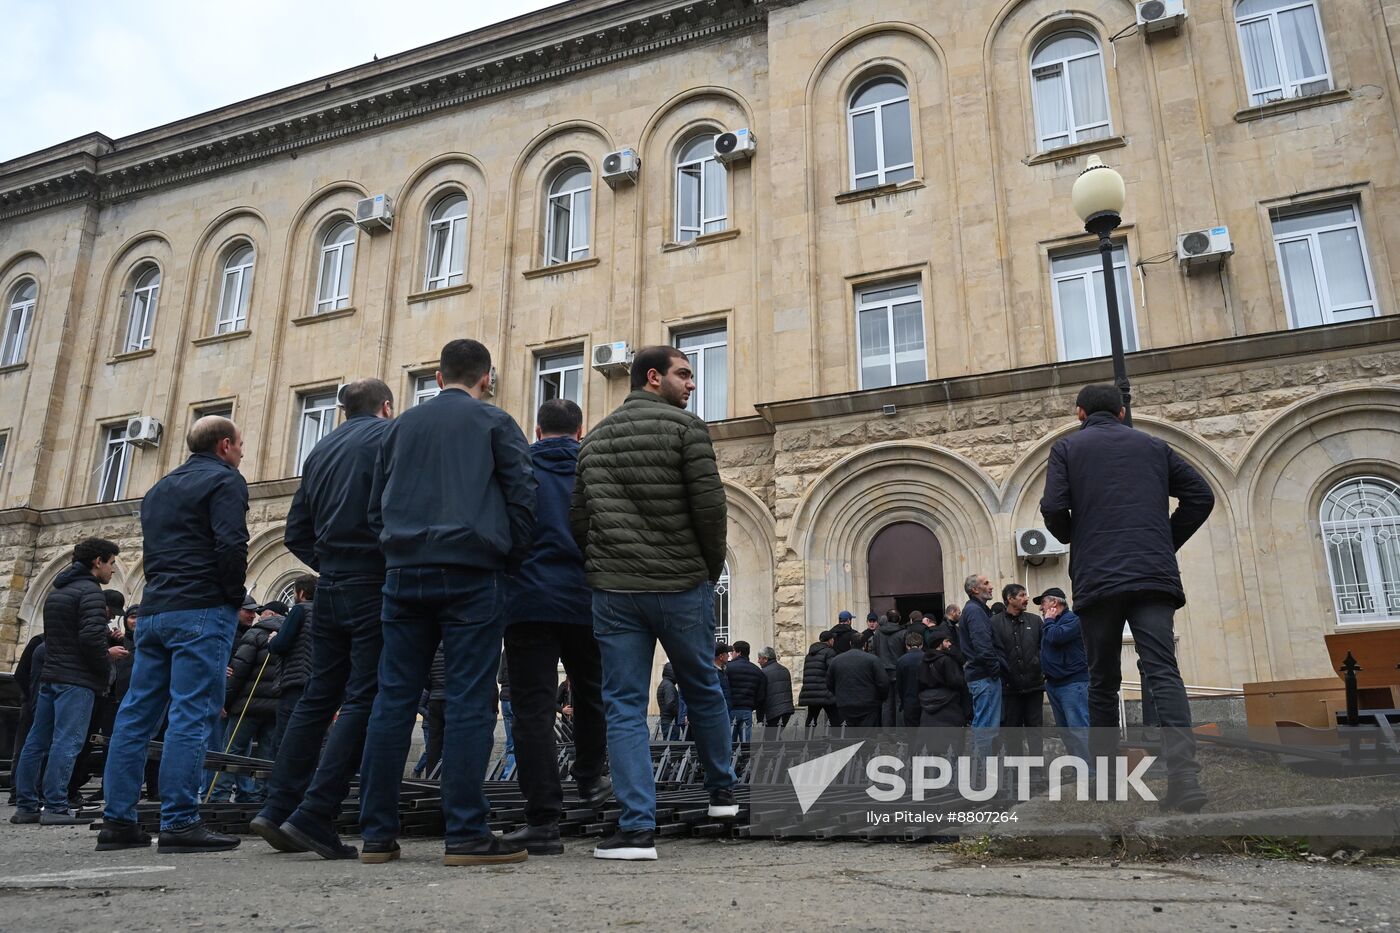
[508,436,592,624]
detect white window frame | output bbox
[1235,0,1333,106]
[96,424,132,503]
[534,350,584,419]
[714,560,731,644]
[2,279,37,367]
[855,281,927,390]
[314,222,356,314]
[1030,31,1112,152]
[1050,244,1140,362]
[194,403,234,422]
[545,166,592,265]
[0,431,8,479]
[424,195,469,291]
[295,391,338,475]
[413,373,441,406]
[1271,203,1378,329]
[675,325,728,422]
[124,265,161,353]
[847,77,914,190]
[675,136,727,243]
[216,245,254,335]
[1320,476,1400,625]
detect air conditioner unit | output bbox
[125,416,162,448]
[1016,527,1068,558]
[602,149,640,188]
[713,128,757,164]
[592,341,633,375]
[1136,0,1186,36]
[354,194,394,233]
[1176,226,1233,271]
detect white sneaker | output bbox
[593,830,658,860]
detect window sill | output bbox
[522,257,600,280]
[406,283,473,304]
[662,228,741,252]
[834,178,926,204]
[292,307,356,326]
[0,362,28,375]
[109,347,157,363]
[1234,88,1350,124]
[1024,135,1126,166]
[191,330,251,348]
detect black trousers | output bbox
[764,713,792,729]
[1078,592,1198,777]
[841,706,880,728]
[503,621,606,826]
[804,705,838,728]
[1000,689,1044,759]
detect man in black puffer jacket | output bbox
[723,642,767,743]
[210,612,283,803]
[267,576,316,748]
[12,538,125,824]
[798,632,839,728]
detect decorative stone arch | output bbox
[181,207,270,340]
[722,480,776,652]
[16,550,133,647]
[94,231,177,358]
[393,153,489,298]
[244,525,306,603]
[0,249,48,300]
[278,181,370,322]
[515,124,610,270]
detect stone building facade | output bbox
[2,0,1398,695]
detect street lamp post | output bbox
[1071,155,1132,426]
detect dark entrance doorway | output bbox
[867,522,943,621]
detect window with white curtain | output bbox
[2,279,37,367]
[676,326,728,421]
[314,222,356,313]
[216,245,254,334]
[96,424,132,502]
[425,194,468,290]
[536,350,584,411]
[295,391,338,475]
[1051,244,1139,361]
[675,135,727,243]
[413,373,441,406]
[856,281,926,390]
[1235,0,1332,106]
[1272,204,1376,329]
[1321,476,1400,624]
[545,165,592,265]
[124,265,161,353]
[1031,31,1112,151]
[848,76,915,190]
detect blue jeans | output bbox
[104,605,238,831]
[501,699,515,755]
[968,676,1002,779]
[210,714,277,802]
[259,578,383,826]
[593,582,737,832]
[14,683,96,814]
[359,567,504,846]
[1046,679,1091,762]
[731,708,754,743]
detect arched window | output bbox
[314,221,356,313]
[274,579,299,610]
[1321,477,1400,624]
[1031,31,1111,152]
[2,279,37,367]
[216,244,254,334]
[714,561,731,644]
[848,76,914,190]
[425,194,469,290]
[545,165,591,265]
[124,264,161,352]
[1235,0,1332,106]
[675,134,726,243]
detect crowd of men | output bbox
[7,368,1216,861]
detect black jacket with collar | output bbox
[139,452,249,615]
[285,414,391,578]
[991,609,1045,694]
[725,656,768,712]
[38,563,112,694]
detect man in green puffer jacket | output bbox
[570,345,737,862]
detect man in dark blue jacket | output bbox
[957,573,1002,771]
[1035,587,1090,763]
[358,339,536,867]
[100,416,248,854]
[723,642,767,742]
[498,399,610,855]
[1040,384,1215,812]
[250,378,396,860]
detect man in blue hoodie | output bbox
[499,399,610,856]
[1035,587,1090,763]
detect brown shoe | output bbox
[359,841,401,864]
[442,834,528,866]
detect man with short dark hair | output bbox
[100,417,248,853]
[757,647,795,731]
[824,640,889,727]
[12,538,125,825]
[723,641,767,743]
[991,583,1044,760]
[571,345,736,861]
[360,341,536,866]
[895,630,926,727]
[829,611,857,654]
[797,631,839,728]
[1041,383,1215,812]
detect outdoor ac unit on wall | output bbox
[602,149,640,188]
[1137,0,1186,37]
[1016,527,1068,558]
[1177,226,1233,272]
[592,341,633,376]
[125,416,162,448]
[713,128,757,164]
[354,194,394,233]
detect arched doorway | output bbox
[867,522,943,619]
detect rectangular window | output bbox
[96,424,132,502]
[1237,1,1332,106]
[1272,203,1377,329]
[0,431,8,479]
[413,374,441,406]
[676,326,728,422]
[535,350,584,414]
[295,391,338,475]
[856,282,926,390]
[194,402,234,422]
[1050,245,1139,362]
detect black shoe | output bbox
[1159,776,1208,814]
[578,776,614,810]
[443,834,528,866]
[96,819,152,851]
[500,822,563,856]
[280,815,356,860]
[593,829,657,861]
[250,814,307,853]
[359,840,401,864]
[708,787,739,819]
[40,811,95,826]
[157,821,241,853]
[67,794,85,811]
[9,810,39,825]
